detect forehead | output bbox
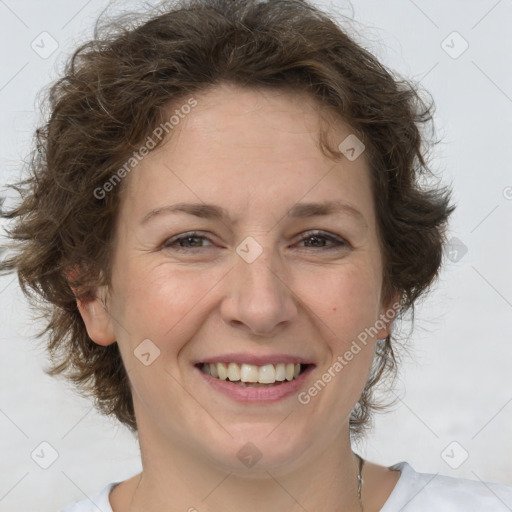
[118,83,375,226]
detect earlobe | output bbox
[76,287,117,346]
[66,267,117,346]
[376,293,401,340]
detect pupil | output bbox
[182,236,200,247]
[308,236,324,247]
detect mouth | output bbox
[196,362,311,387]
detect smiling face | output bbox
[79,83,396,474]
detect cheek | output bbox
[110,265,219,412]
[297,263,382,344]
[112,262,223,347]
[299,268,381,415]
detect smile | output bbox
[199,362,309,387]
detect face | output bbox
[79,83,395,474]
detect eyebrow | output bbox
[140,200,366,226]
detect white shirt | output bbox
[61,461,512,511]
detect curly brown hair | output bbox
[0,0,453,438]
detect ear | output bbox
[375,292,402,340]
[66,266,116,346]
[75,287,117,346]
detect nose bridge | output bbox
[235,232,283,298]
[238,234,279,288]
[222,233,297,335]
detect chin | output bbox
[200,425,313,474]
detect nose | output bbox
[220,237,298,337]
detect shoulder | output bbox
[381,461,512,512]
[60,482,118,512]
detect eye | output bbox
[161,230,350,252]
[162,232,214,251]
[296,230,349,250]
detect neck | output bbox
[124,420,363,512]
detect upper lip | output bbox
[194,353,315,366]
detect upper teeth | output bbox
[202,362,302,384]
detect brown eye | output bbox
[162,232,214,251]
[298,231,349,250]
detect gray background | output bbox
[0,0,511,510]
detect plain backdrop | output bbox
[0,0,511,510]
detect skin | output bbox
[77,83,401,512]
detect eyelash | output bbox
[161,230,349,252]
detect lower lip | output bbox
[196,365,314,403]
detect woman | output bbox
[1,0,511,510]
